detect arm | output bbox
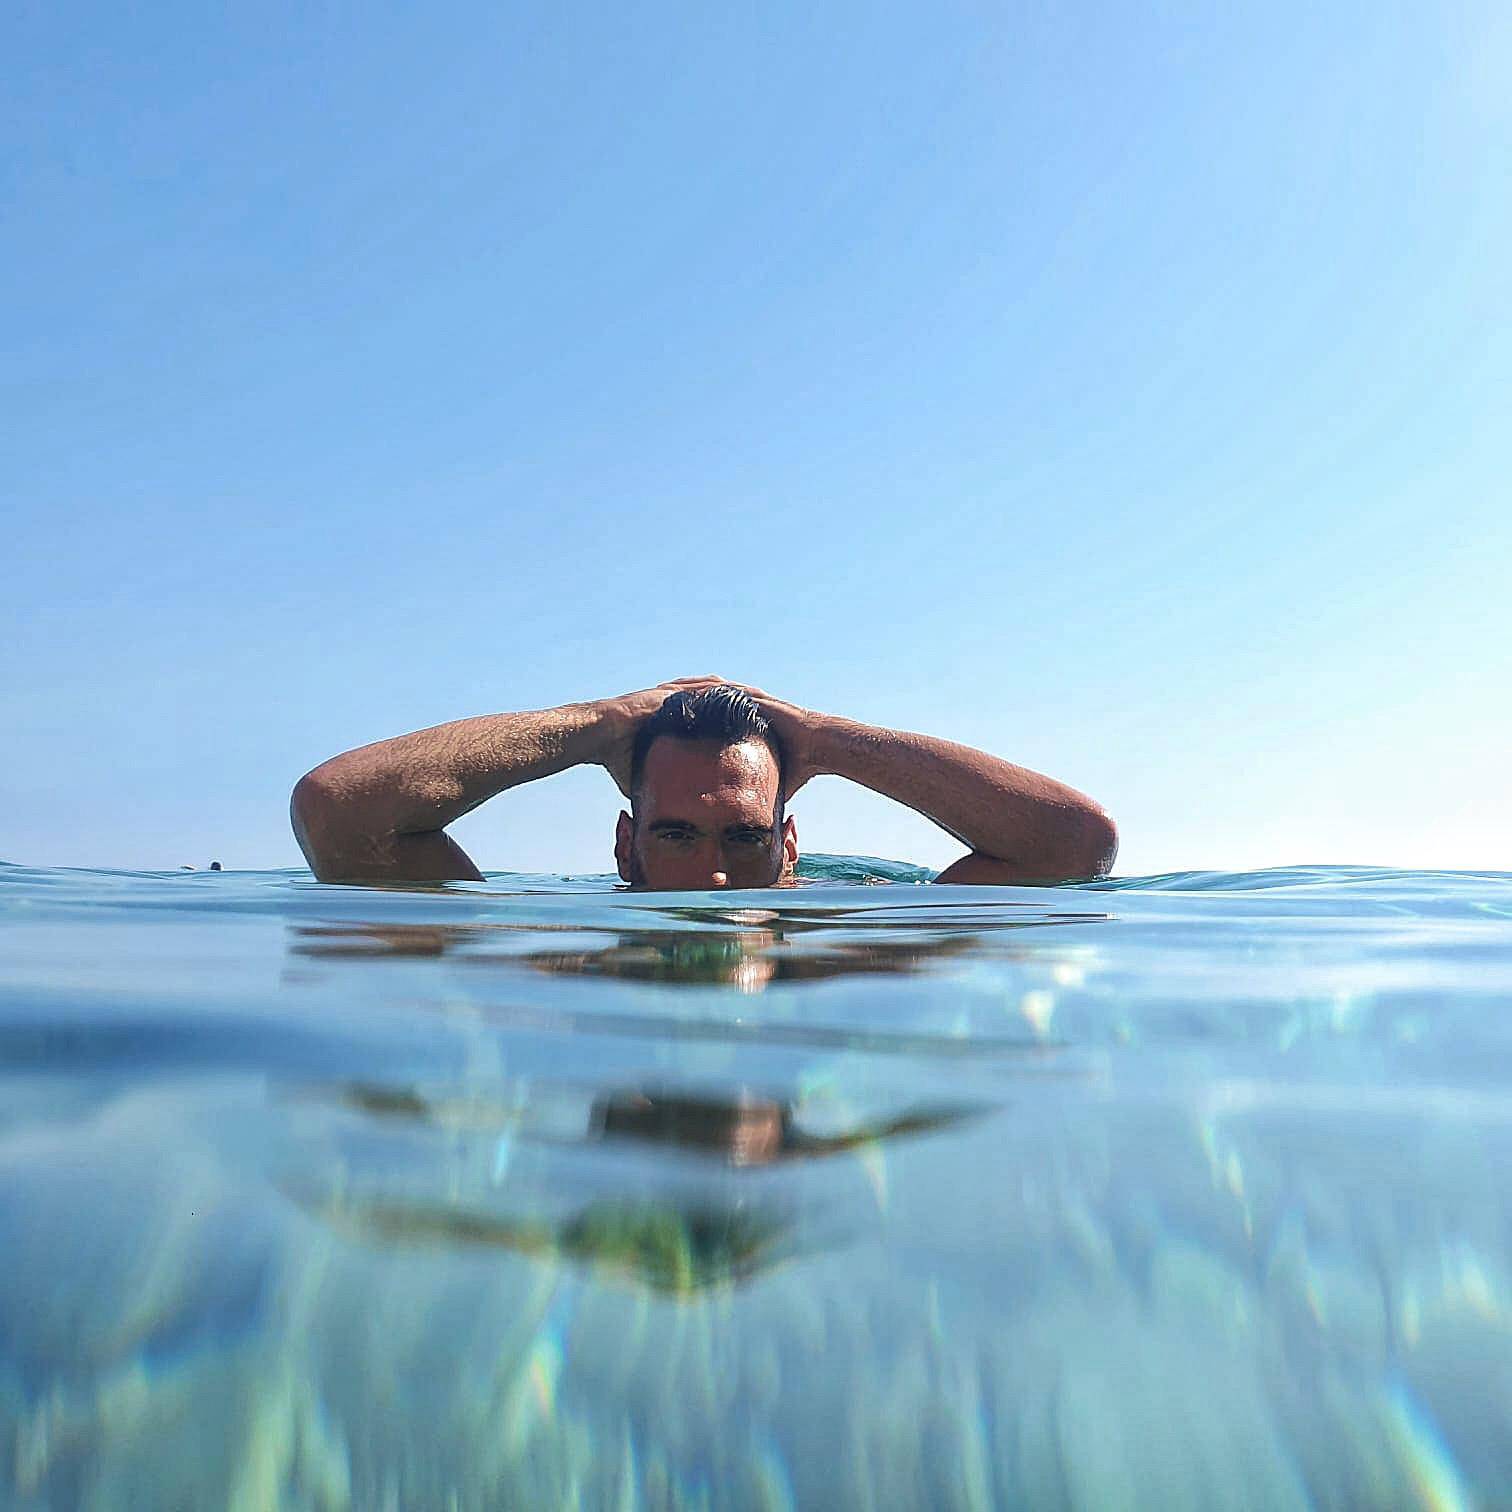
[291,679,724,882]
[743,689,1117,884]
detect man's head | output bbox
[615,685,799,889]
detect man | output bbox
[290,676,1116,887]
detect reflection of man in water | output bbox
[316,1083,978,1291]
[591,1087,976,1167]
[292,678,1116,888]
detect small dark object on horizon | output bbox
[210,861,222,871]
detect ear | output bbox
[615,811,635,883]
[779,815,799,880]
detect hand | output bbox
[719,682,827,801]
[593,675,730,798]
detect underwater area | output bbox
[3,857,1512,1508]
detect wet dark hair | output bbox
[630,686,787,817]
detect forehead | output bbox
[637,737,779,819]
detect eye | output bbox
[729,831,766,847]
[658,829,694,847]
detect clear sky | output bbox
[6,2,1510,877]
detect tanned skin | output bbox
[291,676,1117,887]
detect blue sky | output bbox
[5,2,1510,877]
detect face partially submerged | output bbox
[616,737,799,890]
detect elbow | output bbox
[291,766,334,836]
[1077,806,1118,879]
[290,766,344,877]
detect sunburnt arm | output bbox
[795,713,1117,884]
[290,703,611,882]
[290,677,730,883]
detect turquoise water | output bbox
[4,858,1512,1508]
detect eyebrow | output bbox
[647,820,774,838]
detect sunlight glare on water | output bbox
[2,857,1512,1507]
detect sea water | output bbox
[3,858,1512,1508]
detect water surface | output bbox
[3,858,1511,1508]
